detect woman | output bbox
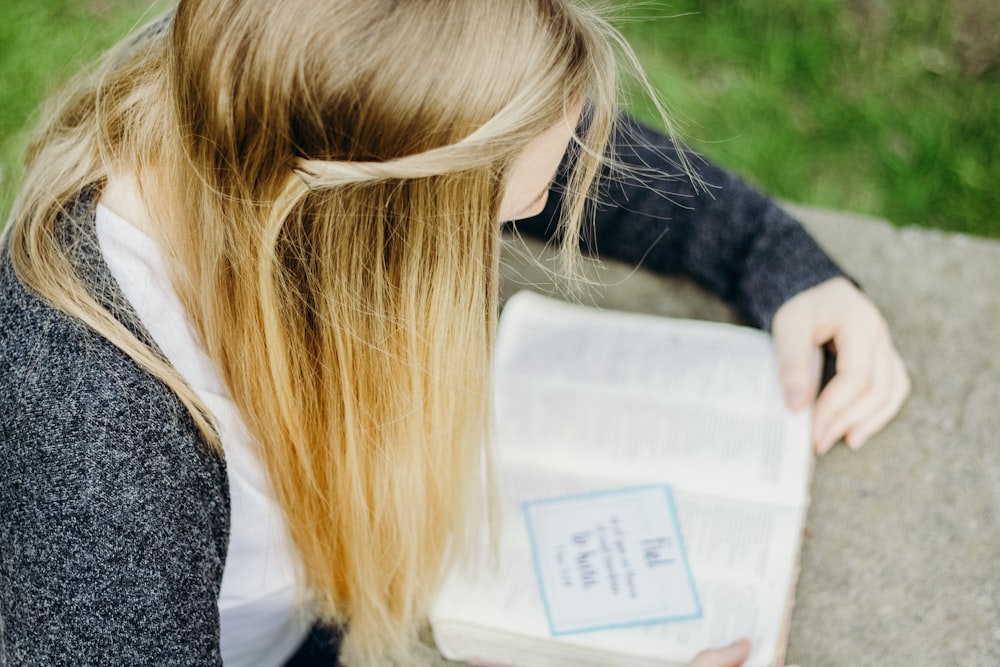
[0,1,908,665]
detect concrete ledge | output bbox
[440,207,1000,666]
[777,207,999,666]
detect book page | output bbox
[495,292,813,507]
[433,293,812,666]
[433,464,804,667]
[524,485,701,635]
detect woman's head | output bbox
[164,0,616,237]
[10,1,629,664]
[161,4,619,661]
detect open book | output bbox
[431,291,814,667]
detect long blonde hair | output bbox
[7,0,627,662]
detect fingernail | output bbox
[786,388,808,409]
[813,428,826,451]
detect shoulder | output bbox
[0,253,228,538]
[0,242,226,500]
[0,246,230,664]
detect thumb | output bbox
[771,307,822,411]
[687,638,752,667]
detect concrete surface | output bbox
[432,205,999,666]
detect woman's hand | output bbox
[686,638,751,667]
[771,277,911,454]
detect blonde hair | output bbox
[7,0,633,662]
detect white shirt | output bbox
[96,204,311,666]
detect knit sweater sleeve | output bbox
[513,116,845,329]
[0,254,230,665]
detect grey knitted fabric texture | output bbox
[1,195,230,665]
[0,121,842,665]
[518,117,844,329]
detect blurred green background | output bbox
[1,0,998,237]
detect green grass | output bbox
[2,0,998,238]
[0,0,167,222]
[615,0,1000,237]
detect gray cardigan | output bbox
[0,121,842,666]
[0,191,230,665]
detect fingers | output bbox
[845,363,909,448]
[810,320,882,452]
[772,308,822,411]
[814,343,910,452]
[686,638,751,667]
[771,277,911,455]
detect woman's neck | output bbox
[100,169,157,234]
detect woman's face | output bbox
[498,108,580,222]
